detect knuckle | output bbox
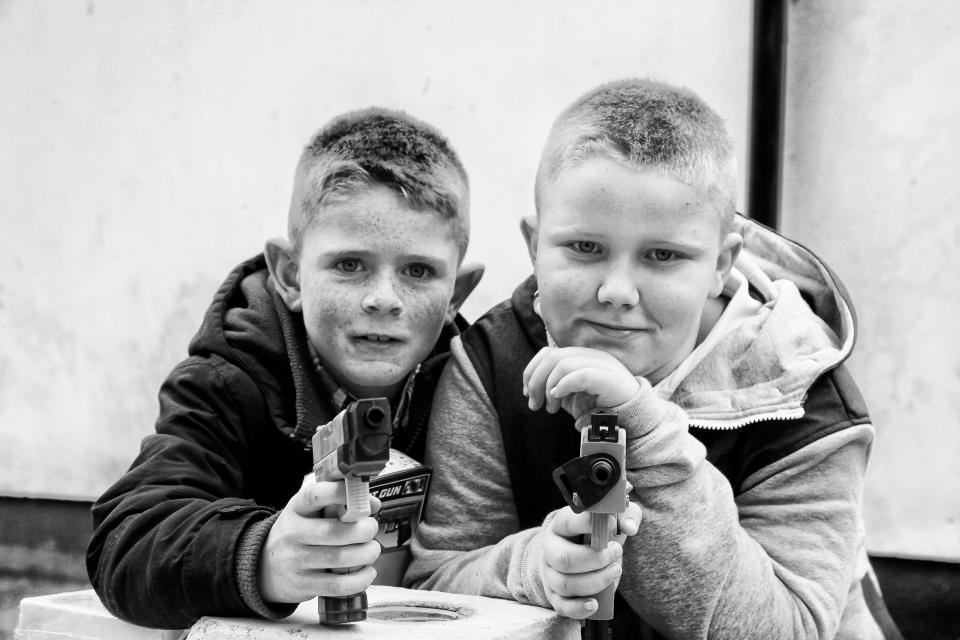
[609,546,623,563]
[360,517,380,539]
[322,574,355,597]
[309,520,335,544]
[327,545,351,568]
[361,541,382,564]
[321,579,347,597]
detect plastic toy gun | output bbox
[552,412,628,640]
[312,397,392,625]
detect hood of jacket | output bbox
[671,215,857,428]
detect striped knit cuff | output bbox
[574,377,670,439]
[235,512,297,620]
[519,513,556,609]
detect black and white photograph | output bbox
[1,2,957,639]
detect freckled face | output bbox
[296,185,461,398]
[530,157,727,382]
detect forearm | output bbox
[406,340,550,606]
[87,361,279,628]
[88,448,277,628]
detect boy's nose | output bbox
[597,271,640,308]
[362,274,403,314]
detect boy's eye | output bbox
[569,241,601,254]
[403,263,434,279]
[649,248,678,262]
[336,259,364,273]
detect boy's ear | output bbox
[519,215,540,265]
[712,232,743,297]
[446,261,484,323]
[264,238,303,312]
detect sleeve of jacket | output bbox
[404,338,555,607]
[85,356,295,629]
[607,380,875,640]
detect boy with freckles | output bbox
[86,109,482,629]
[408,79,893,639]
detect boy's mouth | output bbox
[584,320,649,337]
[356,334,401,343]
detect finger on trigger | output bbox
[550,507,593,538]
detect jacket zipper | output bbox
[688,406,806,430]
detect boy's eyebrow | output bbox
[318,248,451,265]
[545,225,716,251]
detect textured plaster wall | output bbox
[0,1,750,495]
[781,2,960,560]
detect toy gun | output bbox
[312,397,392,625]
[552,412,628,640]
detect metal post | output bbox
[747,0,788,230]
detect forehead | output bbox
[540,157,723,238]
[302,184,461,258]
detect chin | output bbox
[346,366,407,389]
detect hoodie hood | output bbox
[187,254,324,444]
[672,215,857,428]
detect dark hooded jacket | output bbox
[85,254,465,629]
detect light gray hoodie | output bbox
[407,217,884,640]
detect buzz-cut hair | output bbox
[288,107,470,257]
[535,78,737,227]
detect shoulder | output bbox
[461,276,545,376]
[697,364,872,491]
[157,355,272,434]
[801,363,870,429]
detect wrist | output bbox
[235,513,296,619]
[519,514,558,609]
[574,377,668,438]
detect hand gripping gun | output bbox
[552,412,628,640]
[312,398,392,625]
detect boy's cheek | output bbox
[409,289,455,327]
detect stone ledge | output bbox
[15,587,579,640]
[188,586,579,640]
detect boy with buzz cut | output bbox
[86,108,483,630]
[408,79,898,639]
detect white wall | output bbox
[0,0,750,497]
[781,0,960,561]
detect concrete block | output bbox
[187,586,579,640]
[14,590,184,640]
[15,587,579,640]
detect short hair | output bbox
[288,108,470,257]
[535,78,737,227]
